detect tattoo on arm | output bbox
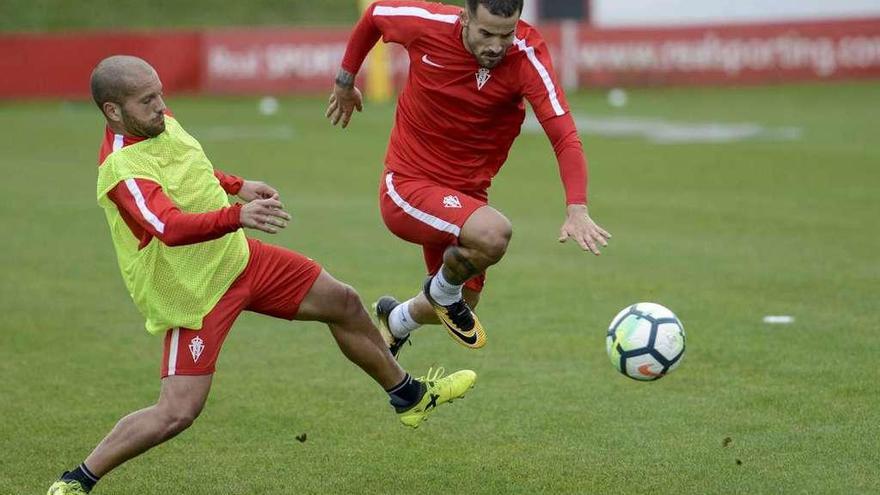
[335,68,355,89]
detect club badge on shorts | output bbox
[189,336,205,362]
[443,195,462,208]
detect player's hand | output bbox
[237,180,279,203]
[558,204,611,255]
[325,85,363,129]
[240,198,291,234]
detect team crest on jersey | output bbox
[443,195,462,208]
[476,68,491,90]
[189,336,205,362]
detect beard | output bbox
[464,31,506,68]
[122,111,165,138]
[480,54,504,68]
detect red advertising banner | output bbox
[574,18,880,86]
[201,28,412,94]
[1,17,879,99]
[0,31,200,99]
[202,28,351,94]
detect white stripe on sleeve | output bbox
[385,173,461,237]
[112,134,124,152]
[514,37,565,117]
[123,178,166,234]
[373,5,459,24]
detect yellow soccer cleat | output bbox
[423,277,486,349]
[47,480,89,495]
[372,296,410,358]
[398,368,477,428]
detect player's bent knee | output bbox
[296,271,369,324]
[334,282,366,324]
[478,222,512,262]
[159,407,200,438]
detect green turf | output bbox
[1,82,879,494]
[0,0,360,32]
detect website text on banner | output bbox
[199,18,880,91]
[575,18,880,86]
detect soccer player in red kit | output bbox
[326,0,611,355]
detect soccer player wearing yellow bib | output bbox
[47,56,477,495]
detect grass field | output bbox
[1,82,879,494]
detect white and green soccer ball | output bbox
[606,302,686,381]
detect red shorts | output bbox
[379,170,487,292]
[160,238,322,378]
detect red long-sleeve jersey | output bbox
[341,0,588,204]
[97,126,244,250]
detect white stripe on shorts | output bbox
[167,328,180,376]
[385,172,461,237]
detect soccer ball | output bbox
[606,302,686,381]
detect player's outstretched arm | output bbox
[326,69,363,129]
[240,198,291,234]
[559,204,612,256]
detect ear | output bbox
[459,9,469,27]
[103,102,122,123]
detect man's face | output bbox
[113,69,167,138]
[462,4,520,69]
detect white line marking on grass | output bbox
[190,125,296,141]
[763,315,795,324]
[524,114,802,144]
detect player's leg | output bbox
[48,375,212,494]
[241,239,476,427]
[384,242,484,329]
[235,239,403,390]
[378,172,502,349]
[378,286,481,358]
[294,269,407,389]
[415,206,510,346]
[383,207,510,350]
[293,270,476,427]
[401,286,481,325]
[49,272,249,494]
[84,375,212,475]
[465,288,482,308]
[438,205,513,286]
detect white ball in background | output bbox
[607,88,628,108]
[258,96,279,116]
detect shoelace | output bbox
[419,366,446,383]
[52,480,86,494]
[445,300,475,330]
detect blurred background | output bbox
[2,0,880,99]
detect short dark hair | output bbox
[466,0,523,17]
[90,55,151,112]
[90,67,126,111]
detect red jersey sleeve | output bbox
[341,2,383,74]
[341,1,455,74]
[107,178,242,249]
[214,169,244,195]
[541,114,588,206]
[516,30,570,123]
